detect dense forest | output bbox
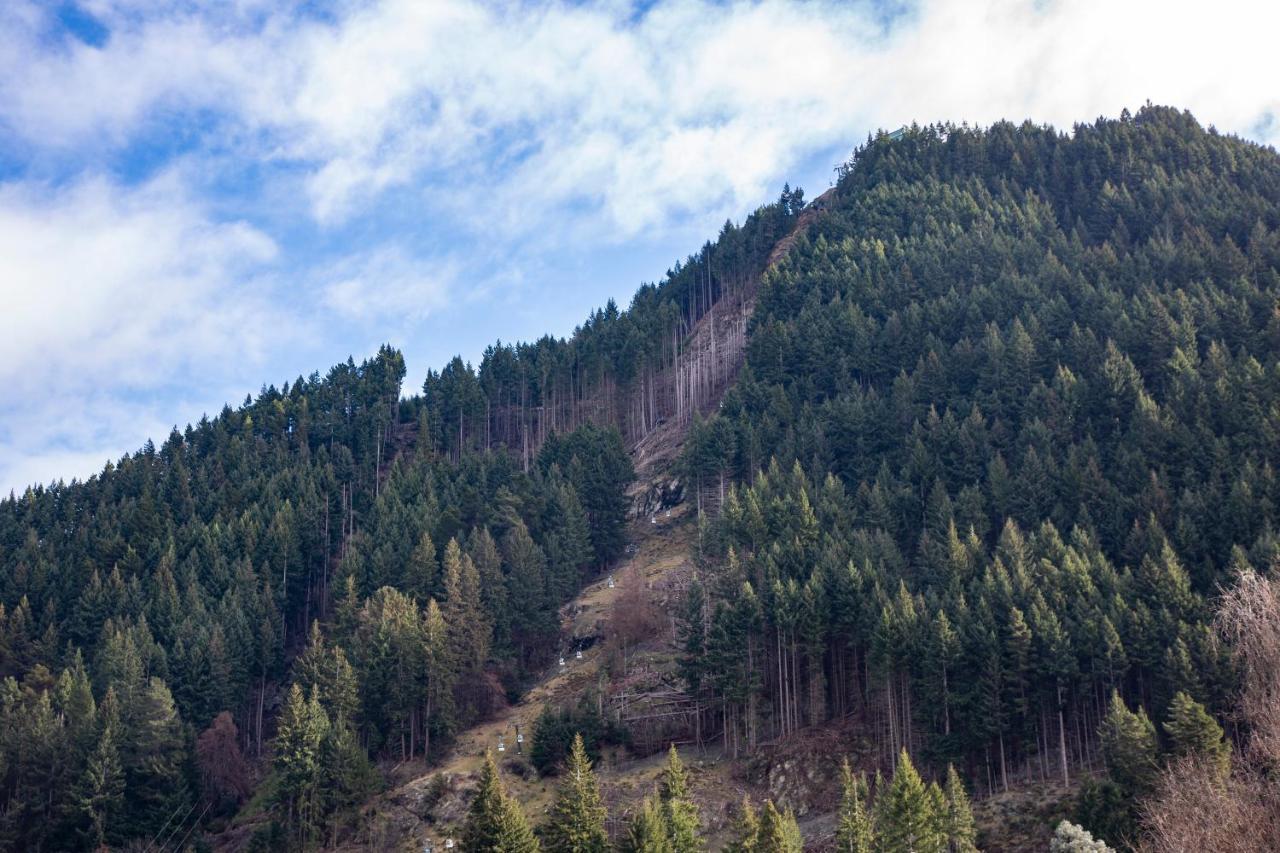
[677,105,1280,845]
[0,344,635,850]
[0,169,800,850]
[1,104,1278,851]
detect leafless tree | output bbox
[196,712,252,808]
[1140,568,1280,852]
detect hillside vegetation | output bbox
[1,105,1278,851]
[677,105,1280,847]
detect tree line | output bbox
[451,738,977,853]
[418,188,805,465]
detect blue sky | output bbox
[1,0,1277,494]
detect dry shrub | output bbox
[1141,754,1280,853]
[605,565,662,675]
[195,711,252,807]
[1140,568,1280,852]
[1216,567,1280,767]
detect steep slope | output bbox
[669,106,1280,849]
[354,508,698,850]
[5,106,1278,853]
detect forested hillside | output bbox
[0,342,638,849]
[1,104,1278,852]
[0,175,803,850]
[678,105,1280,846]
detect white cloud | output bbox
[0,174,279,390]
[2,0,1280,491]
[0,173,291,491]
[4,0,1277,238]
[321,245,455,324]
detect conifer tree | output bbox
[658,745,701,852]
[1098,691,1157,792]
[407,532,439,605]
[942,765,977,853]
[755,800,802,853]
[469,527,509,648]
[617,798,673,853]
[275,684,330,849]
[878,750,944,853]
[543,734,608,853]
[423,597,454,753]
[461,752,540,853]
[926,783,948,853]
[1162,691,1230,780]
[318,721,377,845]
[504,521,553,663]
[724,797,760,853]
[78,687,124,849]
[834,760,874,853]
[123,677,191,839]
[443,539,490,672]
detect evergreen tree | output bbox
[834,760,874,853]
[318,722,378,844]
[658,745,701,852]
[1162,691,1230,780]
[755,800,802,853]
[617,797,673,853]
[724,797,760,853]
[543,734,608,853]
[1098,691,1157,792]
[77,688,124,849]
[461,752,540,853]
[123,677,191,840]
[275,684,330,849]
[407,532,440,605]
[878,751,944,853]
[942,765,977,853]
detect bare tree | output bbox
[1140,568,1280,852]
[196,712,252,809]
[605,565,662,677]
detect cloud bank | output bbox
[0,0,1277,491]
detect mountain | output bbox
[2,104,1279,852]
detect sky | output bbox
[1,0,1278,495]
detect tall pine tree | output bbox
[543,733,608,853]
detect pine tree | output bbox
[78,687,124,849]
[443,539,490,672]
[1098,691,1157,792]
[756,800,802,853]
[658,744,701,852]
[942,765,977,852]
[318,721,377,845]
[461,752,540,853]
[834,760,874,853]
[407,531,439,604]
[617,798,673,853]
[543,733,608,853]
[275,683,330,849]
[469,527,509,648]
[1163,691,1230,780]
[724,797,760,853]
[123,676,191,840]
[877,750,944,853]
[423,597,455,754]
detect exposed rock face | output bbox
[766,758,833,817]
[632,477,684,520]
